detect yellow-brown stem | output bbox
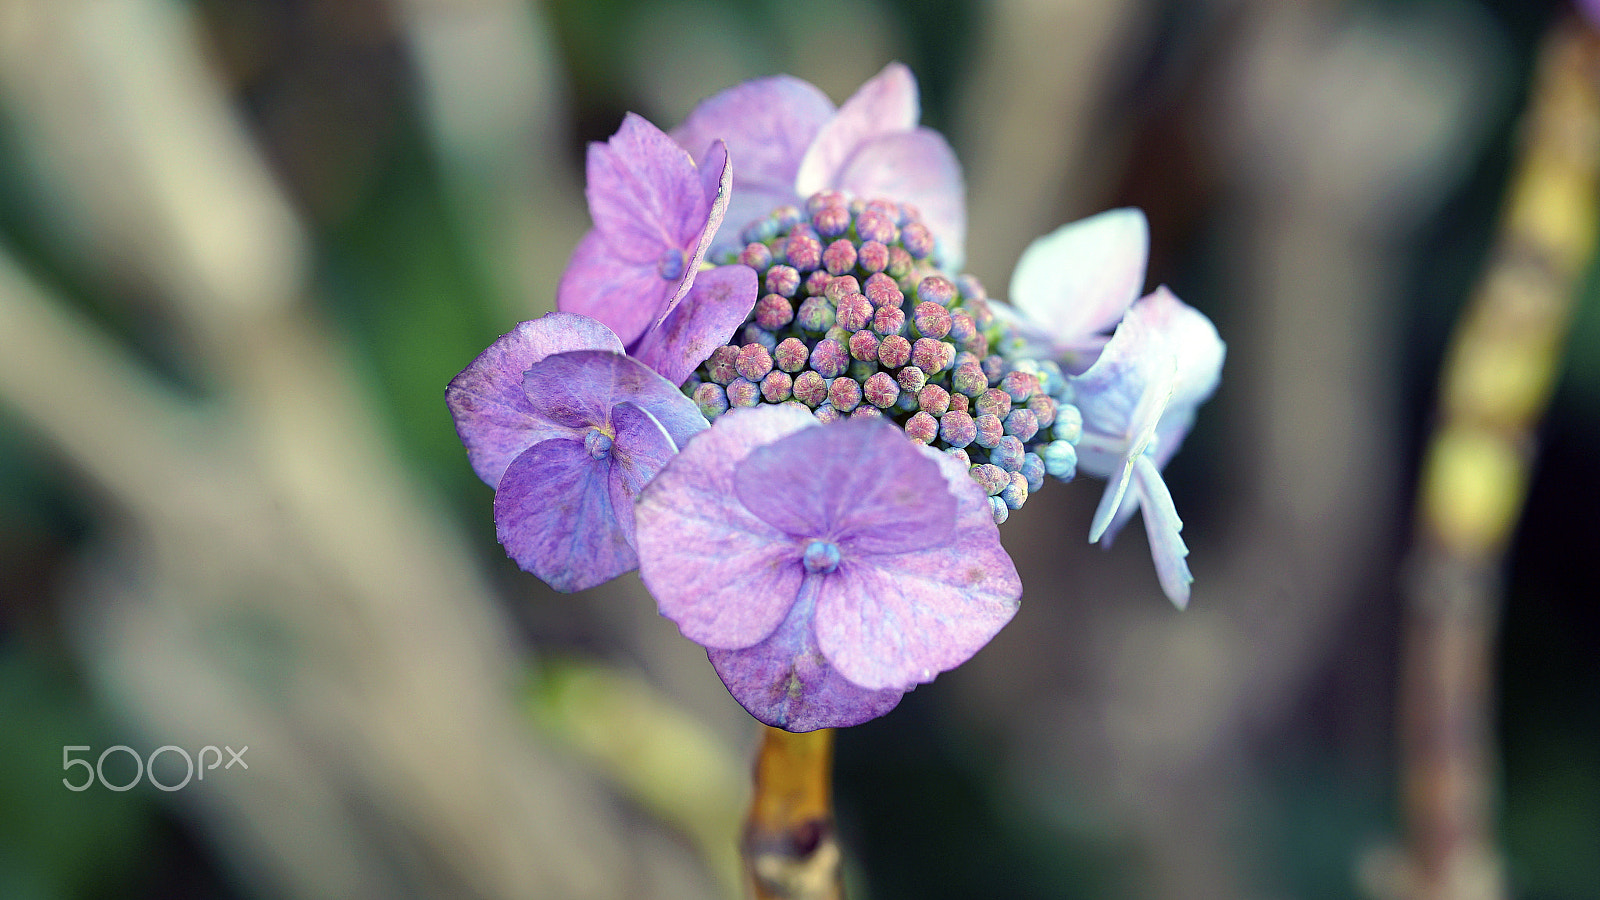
[1399,17,1600,900]
[742,726,844,900]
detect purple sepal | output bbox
[557,230,678,348]
[812,446,1020,691]
[731,421,955,556]
[493,401,672,593]
[632,264,759,387]
[523,350,708,449]
[636,405,819,648]
[557,115,733,347]
[707,579,905,733]
[476,347,708,593]
[636,405,1021,729]
[445,313,624,488]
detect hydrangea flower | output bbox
[635,404,1021,731]
[448,58,1227,740]
[446,312,708,591]
[672,62,965,268]
[557,113,759,386]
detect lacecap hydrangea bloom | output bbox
[447,61,1223,730]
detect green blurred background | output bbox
[1,0,1597,897]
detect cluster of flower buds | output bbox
[680,191,1082,524]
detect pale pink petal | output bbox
[1085,354,1175,543]
[1132,455,1192,609]
[1129,287,1226,412]
[1009,208,1148,356]
[794,61,919,198]
[833,128,966,270]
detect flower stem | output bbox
[1398,16,1600,900]
[742,726,844,900]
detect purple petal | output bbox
[585,113,710,258]
[494,438,635,592]
[833,129,966,271]
[606,400,681,552]
[636,405,820,648]
[1132,454,1192,609]
[633,264,759,386]
[812,446,1020,691]
[707,578,905,732]
[557,230,677,347]
[794,62,919,198]
[523,350,708,448]
[731,418,956,555]
[697,139,732,215]
[648,139,735,334]
[1009,209,1148,366]
[445,314,624,487]
[672,74,833,209]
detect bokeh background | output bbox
[2,0,1597,898]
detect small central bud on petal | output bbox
[584,427,614,460]
[802,540,841,574]
[657,247,687,280]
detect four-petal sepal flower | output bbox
[635,405,1021,731]
[447,314,708,592]
[557,112,757,370]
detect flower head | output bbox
[635,405,1020,731]
[446,313,707,591]
[557,114,759,385]
[673,62,966,269]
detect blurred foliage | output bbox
[0,643,158,899]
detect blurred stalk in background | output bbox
[1395,15,1599,900]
